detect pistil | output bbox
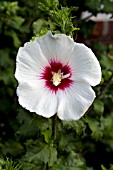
[52,70,70,86]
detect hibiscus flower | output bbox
[15,31,101,120]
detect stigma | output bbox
[52,70,70,86]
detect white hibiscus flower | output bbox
[15,31,101,120]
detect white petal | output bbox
[57,82,95,120]
[69,43,101,86]
[15,41,49,84]
[35,89,57,118]
[36,31,75,65]
[17,82,57,118]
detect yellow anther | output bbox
[52,72,62,86]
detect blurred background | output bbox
[0,0,113,170]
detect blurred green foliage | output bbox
[0,157,21,170]
[32,0,79,38]
[0,0,113,170]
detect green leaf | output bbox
[49,146,57,166]
[53,151,86,170]
[0,158,5,166]
[2,140,24,157]
[101,164,107,170]
[5,30,21,47]
[17,110,51,138]
[102,0,113,13]
[38,0,59,12]
[0,158,21,170]
[94,99,104,114]
[34,3,79,36]
[100,54,113,71]
[86,117,104,140]
[85,0,101,13]
[63,118,86,135]
[33,19,48,34]
[42,130,52,144]
[29,145,57,166]
[7,16,25,30]
[21,163,46,170]
[109,165,113,170]
[102,70,112,81]
[91,42,107,52]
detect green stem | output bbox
[52,114,57,141]
[46,162,48,170]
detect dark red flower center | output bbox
[41,61,73,93]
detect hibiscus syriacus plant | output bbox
[15,31,101,120]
